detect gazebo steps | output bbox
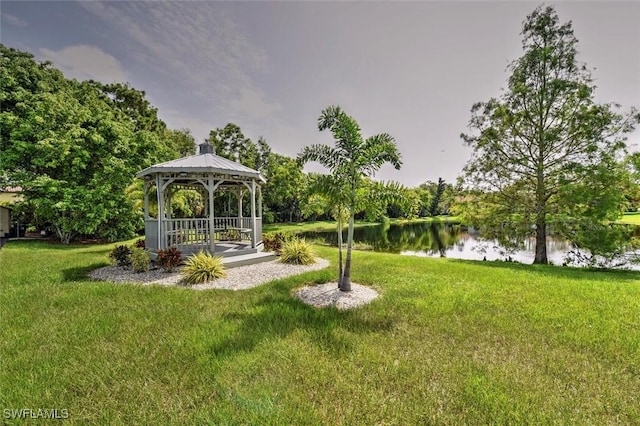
[222,251,276,268]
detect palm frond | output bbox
[333,115,363,155]
[356,134,403,175]
[297,144,342,171]
[318,105,363,156]
[317,105,345,131]
[306,173,348,204]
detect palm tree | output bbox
[298,106,402,291]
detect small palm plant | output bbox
[181,252,227,285]
[298,105,401,291]
[280,239,316,265]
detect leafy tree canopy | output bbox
[0,45,181,242]
[206,123,270,171]
[262,153,304,223]
[165,128,196,157]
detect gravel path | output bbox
[88,258,330,290]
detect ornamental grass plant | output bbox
[280,238,316,265]
[181,251,227,285]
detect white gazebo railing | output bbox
[145,216,262,254]
[165,218,211,252]
[213,217,252,231]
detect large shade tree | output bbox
[0,45,179,242]
[460,6,638,264]
[299,105,401,291]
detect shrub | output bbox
[181,252,227,285]
[130,248,151,273]
[280,239,316,265]
[109,245,132,267]
[133,239,145,249]
[262,231,293,254]
[156,247,182,272]
[262,210,275,224]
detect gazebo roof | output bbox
[136,144,265,183]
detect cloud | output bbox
[2,13,28,28]
[78,2,275,124]
[228,87,282,121]
[39,45,127,83]
[158,107,215,143]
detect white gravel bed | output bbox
[294,282,380,310]
[88,265,179,284]
[88,258,330,290]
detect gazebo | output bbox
[136,143,265,257]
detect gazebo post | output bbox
[156,174,164,250]
[238,189,243,226]
[143,181,150,221]
[143,180,150,249]
[251,180,256,249]
[208,175,215,253]
[167,186,172,220]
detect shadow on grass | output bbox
[3,238,112,253]
[446,257,640,283]
[208,281,393,363]
[62,262,109,282]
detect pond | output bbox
[300,221,639,268]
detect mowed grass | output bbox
[263,220,379,233]
[1,240,639,424]
[263,216,461,234]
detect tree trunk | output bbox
[55,225,72,244]
[340,214,354,292]
[337,213,344,288]
[534,151,548,263]
[534,214,548,264]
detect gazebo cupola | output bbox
[136,143,265,256]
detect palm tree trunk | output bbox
[340,214,354,292]
[337,212,344,288]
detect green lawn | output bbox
[618,212,640,225]
[1,240,639,424]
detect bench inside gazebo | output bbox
[136,143,266,258]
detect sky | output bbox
[1,1,639,187]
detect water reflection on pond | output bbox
[300,221,631,267]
